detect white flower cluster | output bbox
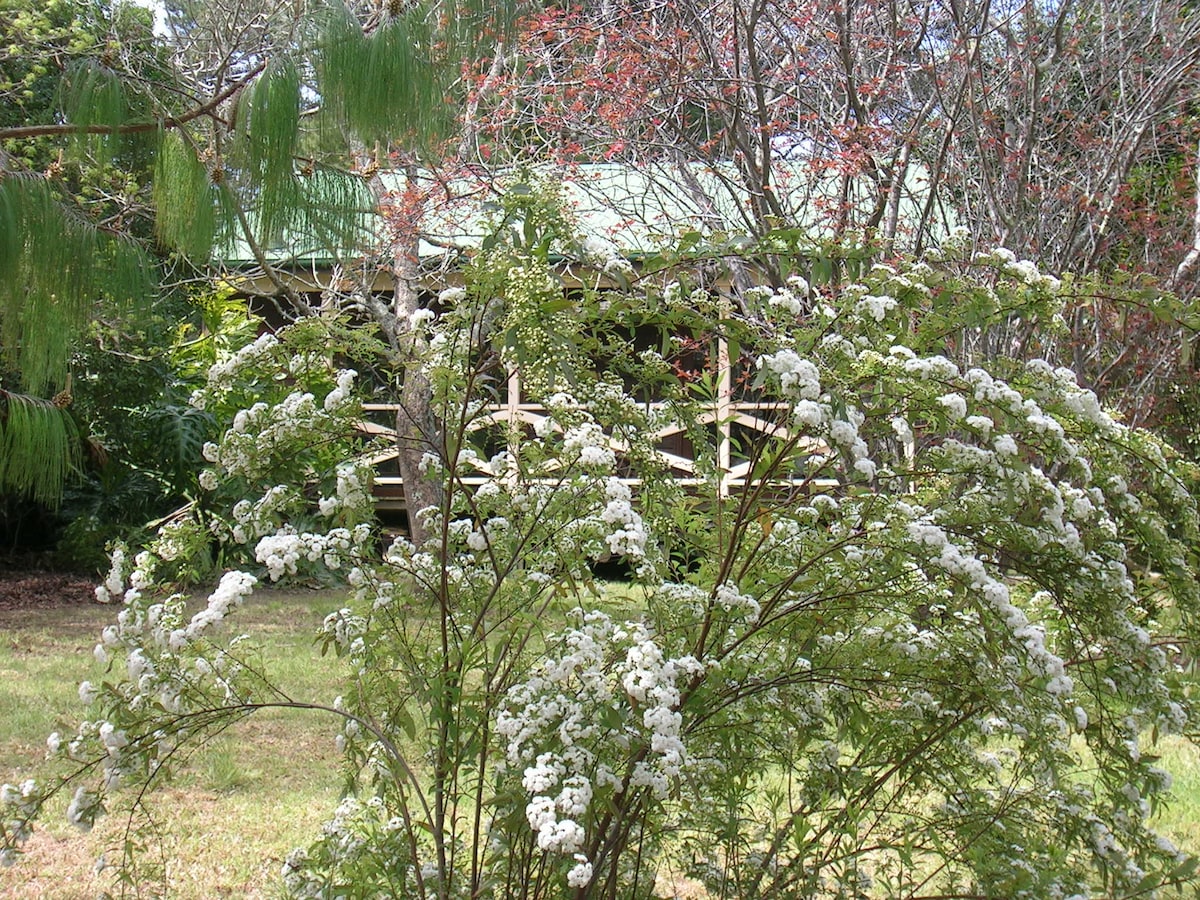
[94,544,127,604]
[756,352,878,480]
[281,794,424,898]
[562,422,616,471]
[80,720,133,792]
[900,353,960,381]
[759,350,821,399]
[322,369,357,412]
[662,280,711,310]
[601,478,647,558]
[152,519,199,562]
[580,235,614,268]
[525,790,586,853]
[227,485,301,544]
[906,518,1073,695]
[189,333,281,410]
[829,405,868,447]
[255,526,368,581]
[65,786,101,832]
[787,274,810,296]
[320,608,367,658]
[497,613,703,887]
[445,516,510,555]
[856,294,897,323]
[199,370,359,485]
[0,779,41,860]
[321,797,369,864]
[280,847,321,899]
[318,462,374,519]
[580,235,634,278]
[100,548,154,607]
[165,571,257,652]
[566,854,594,888]
[938,392,968,420]
[1024,359,1116,433]
[745,275,811,318]
[977,247,1062,292]
[772,287,806,315]
[871,262,934,297]
[714,581,761,622]
[201,395,306,476]
[501,614,697,788]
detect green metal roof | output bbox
[224,160,943,268]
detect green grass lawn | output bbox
[0,589,350,899]
[1150,734,1200,856]
[3,587,1200,898]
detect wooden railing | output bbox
[358,363,826,514]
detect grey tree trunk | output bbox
[365,162,444,548]
[392,259,443,547]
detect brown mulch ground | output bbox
[0,572,98,612]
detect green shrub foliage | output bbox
[4,231,1200,899]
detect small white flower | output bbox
[567,856,594,888]
[66,787,98,831]
[937,393,967,420]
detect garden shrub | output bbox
[4,228,1199,899]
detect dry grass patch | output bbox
[0,587,349,898]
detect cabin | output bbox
[224,161,938,526]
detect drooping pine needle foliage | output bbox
[318,4,450,148]
[1,0,522,507]
[152,131,223,259]
[58,59,129,165]
[290,167,373,255]
[9,0,524,267]
[0,175,152,395]
[142,0,519,261]
[317,0,516,148]
[241,56,302,244]
[0,390,79,507]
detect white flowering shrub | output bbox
[4,226,1200,899]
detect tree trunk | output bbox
[392,267,443,547]
[391,209,443,548]
[366,161,444,548]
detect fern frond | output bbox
[138,404,214,494]
[0,390,80,507]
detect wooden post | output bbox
[716,306,732,498]
[507,363,522,462]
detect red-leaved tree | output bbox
[465,0,1200,428]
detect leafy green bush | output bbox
[5,228,1200,899]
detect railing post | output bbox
[507,364,522,462]
[717,307,732,498]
